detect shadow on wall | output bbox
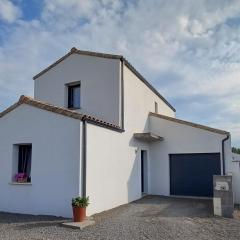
[127,119,149,202]
[233,172,240,204]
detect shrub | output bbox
[72,196,90,208]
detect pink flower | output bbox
[15,173,28,182]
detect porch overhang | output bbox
[133,132,164,142]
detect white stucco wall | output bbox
[34,53,121,125]
[86,123,153,216]
[123,65,175,133]
[86,124,136,215]
[0,104,81,217]
[148,115,232,197]
[85,65,176,216]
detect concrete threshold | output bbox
[169,195,212,200]
[62,219,95,230]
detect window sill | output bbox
[9,182,32,186]
[68,107,81,110]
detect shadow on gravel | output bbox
[133,195,214,218]
[0,212,68,224]
[15,221,66,230]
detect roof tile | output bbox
[0,96,123,132]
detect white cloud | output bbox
[0,0,21,23]
[0,0,240,145]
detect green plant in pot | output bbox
[72,196,89,222]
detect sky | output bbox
[0,0,240,146]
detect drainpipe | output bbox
[222,134,230,175]
[120,58,124,130]
[81,118,87,197]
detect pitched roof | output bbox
[149,112,230,135]
[33,47,176,112]
[0,95,123,132]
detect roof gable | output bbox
[33,47,176,112]
[33,48,122,80]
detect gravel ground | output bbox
[0,196,240,240]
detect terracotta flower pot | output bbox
[72,206,86,222]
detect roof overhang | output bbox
[149,112,230,136]
[133,132,164,142]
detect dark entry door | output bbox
[170,153,221,197]
[141,150,147,193]
[141,151,144,193]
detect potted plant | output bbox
[72,196,89,222]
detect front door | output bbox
[141,150,148,194]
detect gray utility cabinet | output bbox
[213,175,234,218]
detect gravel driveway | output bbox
[0,196,240,240]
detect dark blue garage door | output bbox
[170,153,221,197]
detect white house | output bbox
[0,48,235,217]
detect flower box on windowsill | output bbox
[14,173,30,183]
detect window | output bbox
[154,101,158,113]
[68,83,80,109]
[13,144,32,183]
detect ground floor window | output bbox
[13,144,32,183]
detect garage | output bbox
[170,153,221,197]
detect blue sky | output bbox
[0,0,240,146]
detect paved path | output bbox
[0,196,240,240]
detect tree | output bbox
[232,147,240,154]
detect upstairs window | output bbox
[13,144,32,183]
[68,83,80,109]
[154,101,158,114]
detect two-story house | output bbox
[0,48,235,217]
